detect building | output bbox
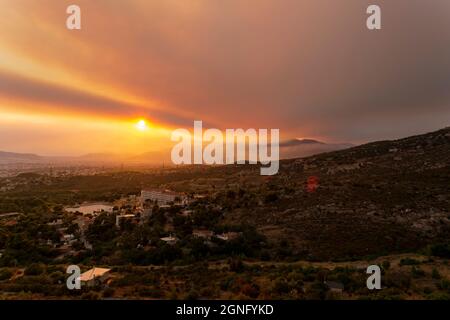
[193,229,214,239]
[216,232,242,241]
[160,235,178,245]
[47,219,63,226]
[80,267,111,287]
[141,189,185,206]
[115,214,136,227]
[324,281,344,293]
[142,208,152,218]
[179,210,193,217]
[61,233,76,245]
[74,216,93,232]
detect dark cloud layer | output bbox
[0,71,195,127]
[1,0,449,143]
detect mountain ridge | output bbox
[0,138,354,164]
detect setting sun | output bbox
[135,119,149,131]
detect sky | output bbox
[0,0,449,156]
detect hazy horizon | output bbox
[1,0,450,157]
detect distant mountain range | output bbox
[0,151,43,163]
[0,138,353,165]
[279,138,353,159]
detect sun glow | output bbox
[136,119,149,131]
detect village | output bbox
[0,182,261,296]
[55,188,243,253]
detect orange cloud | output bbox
[1,0,449,155]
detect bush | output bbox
[264,193,278,204]
[430,243,450,258]
[81,292,100,300]
[49,271,65,284]
[24,263,45,276]
[306,281,328,300]
[399,258,420,266]
[423,287,433,295]
[228,258,244,273]
[432,268,441,280]
[102,287,115,298]
[438,279,450,291]
[0,268,13,281]
[272,278,290,295]
[426,292,450,300]
[136,286,163,298]
[384,271,411,289]
[411,266,425,278]
[185,288,199,300]
[241,283,260,299]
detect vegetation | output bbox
[0,127,449,299]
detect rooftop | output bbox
[80,267,111,282]
[141,189,182,196]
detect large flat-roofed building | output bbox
[141,189,184,206]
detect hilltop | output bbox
[191,127,450,260]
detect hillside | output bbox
[279,139,353,159]
[216,127,450,260]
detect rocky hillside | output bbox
[220,127,450,260]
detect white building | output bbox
[160,235,178,245]
[61,233,76,245]
[141,189,184,206]
[115,214,136,227]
